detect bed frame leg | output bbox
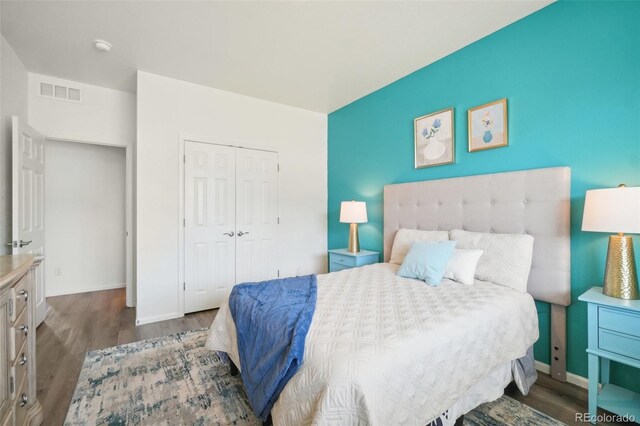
[550,304,567,382]
[229,360,239,376]
[453,415,464,426]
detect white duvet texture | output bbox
[206,263,539,426]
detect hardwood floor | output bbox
[36,289,635,426]
[505,374,635,425]
[36,288,216,426]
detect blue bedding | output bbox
[228,274,317,421]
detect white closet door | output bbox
[235,148,279,284]
[184,142,236,313]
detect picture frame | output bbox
[414,107,454,169]
[468,98,508,152]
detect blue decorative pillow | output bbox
[397,240,457,286]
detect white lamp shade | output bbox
[582,186,640,234]
[340,201,367,224]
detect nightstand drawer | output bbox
[599,329,640,361]
[599,307,640,338]
[330,253,356,267]
[329,262,350,272]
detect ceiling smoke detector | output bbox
[93,39,112,53]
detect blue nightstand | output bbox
[578,287,640,424]
[328,249,379,273]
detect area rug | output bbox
[65,329,565,426]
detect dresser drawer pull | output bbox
[18,325,29,336]
[18,353,27,366]
[19,393,28,407]
[17,289,28,302]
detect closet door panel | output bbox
[184,142,236,313]
[236,149,279,284]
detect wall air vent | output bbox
[39,81,83,103]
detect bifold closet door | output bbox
[184,142,236,313]
[235,148,279,284]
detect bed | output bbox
[206,166,572,425]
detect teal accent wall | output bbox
[328,1,640,390]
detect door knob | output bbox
[7,240,33,247]
[223,231,235,237]
[237,231,249,237]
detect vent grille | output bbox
[40,81,82,103]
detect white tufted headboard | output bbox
[384,166,571,306]
[383,167,572,381]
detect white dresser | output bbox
[0,255,42,425]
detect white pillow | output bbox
[443,249,484,285]
[449,229,534,292]
[389,228,449,265]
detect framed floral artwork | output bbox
[468,98,508,152]
[414,107,454,168]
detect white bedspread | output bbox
[206,263,539,425]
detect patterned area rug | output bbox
[465,396,564,426]
[65,329,565,425]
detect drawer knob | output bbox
[18,289,28,302]
[19,353,27,366]
[18,324,29,336]
[19,393,28,407]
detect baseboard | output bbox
[135,312,182,326]
[46,283,126,297]
[535,360,589,389]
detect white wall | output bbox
[27,72,136,305]
[28,72,135,147]
[45,140,126,296]
[136,71,327,324]
[0,35,28,255]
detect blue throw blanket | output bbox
[229,274,317,421]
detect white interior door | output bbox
[235,148,279,284]
[184,142,236,313]
[11,116,47,326]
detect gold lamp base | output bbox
[603,234,639,300]
[348,223,360,253]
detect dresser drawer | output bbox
[12,385,28,426]
[10,308,28,362]
[9,274,29,323]
[1,411,12,426]
[599,307,640,338]
[10,340,28,400]
[599,329,640,361]
[330,253,356,267]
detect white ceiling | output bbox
[1,1,551,113]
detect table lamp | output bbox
[340,201,367,253]
[582,184,640,300]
